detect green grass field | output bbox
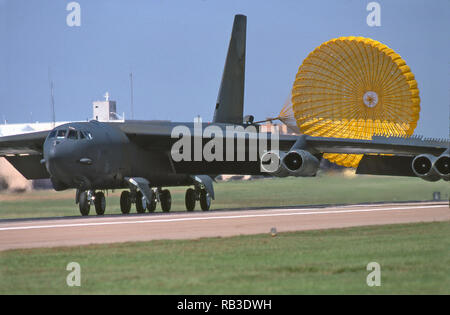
[0,174,448,219]
[0,222,449,294]
[0,174,448,294]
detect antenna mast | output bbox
[129,72,134,120]
[48,67,56,128]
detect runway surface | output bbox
[0,201,448,251]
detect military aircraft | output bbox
[0,15,448,216]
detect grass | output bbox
[0,221,449,294]
[0,173,448,219]
[0,174,448,294]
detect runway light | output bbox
[270,227,277,237]
[433,192,441,201]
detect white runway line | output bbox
[0,204,445,232]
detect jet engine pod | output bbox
[412,154,440,182]
[260,150,288,177]
[283,149,319,177]
[433,152,449,181]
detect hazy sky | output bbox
[0,0,449,138]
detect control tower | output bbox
[93,92,121,121]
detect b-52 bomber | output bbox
[0,15,448,216]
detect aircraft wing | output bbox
[304,135,448,157]
[113,121,449,178]
[0,131,50,179]
[304,135,449,178]
[0,130,49,156]
[115,120,448,156]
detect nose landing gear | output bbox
[77,190,106,216]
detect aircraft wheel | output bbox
[147,197,157,213]
[185,188,196,211]
[160,189,172,212]
[79,191,90,216]
[199,189,211,211]
[120,191,131,214]
[135,191,147,214]
[94,191,106,215]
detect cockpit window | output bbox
[79,131,85,139]
[67,130,78,140]
[56,130,67,138]
[48,130,57,139]
[81,131,93,140]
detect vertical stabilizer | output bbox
[213,14,246,124]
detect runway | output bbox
[0,201,448,251]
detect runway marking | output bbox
[0,204,445,232]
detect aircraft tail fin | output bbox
[213,14,246,124]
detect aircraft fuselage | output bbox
[43,121,191,191]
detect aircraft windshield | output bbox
[67,130,78,140]
[56,130,67,138]
[48,130,57,139]
[47,128,92,140]
[81,131,93,140]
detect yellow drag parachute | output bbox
[279,36,420,167]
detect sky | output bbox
[0,0,449,138]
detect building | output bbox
[0,92,123,137]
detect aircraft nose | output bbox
[47,144,57,160]
[44,141,70,178]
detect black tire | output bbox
[94,191,106,215]
[200,189,211,211]
[185,188,196,211]
[120,191,131,214]
[135,191,147,214]
[160,189,172,212]
[148,198,157,213]
[79,191,90,216]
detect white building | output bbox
[0,92,123,137]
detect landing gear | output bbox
[185,188,196,211]
[79,191,90,216]
[135,191,147,214]
[160,189,172,212]
[77,190,106,216]
[147,197,157,212]
[120,191,131,214]
[120,187,170,214]
[184,187,211,211]
[94,191,106,215]
[76,185,211,216]
[199,189,211,211]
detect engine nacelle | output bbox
[260,150,288,177]
[260,149,319,177]
[433,152,449,181]
[282,149,319,177]
[412,154,440,182]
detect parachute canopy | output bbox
[279,36,420,167]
